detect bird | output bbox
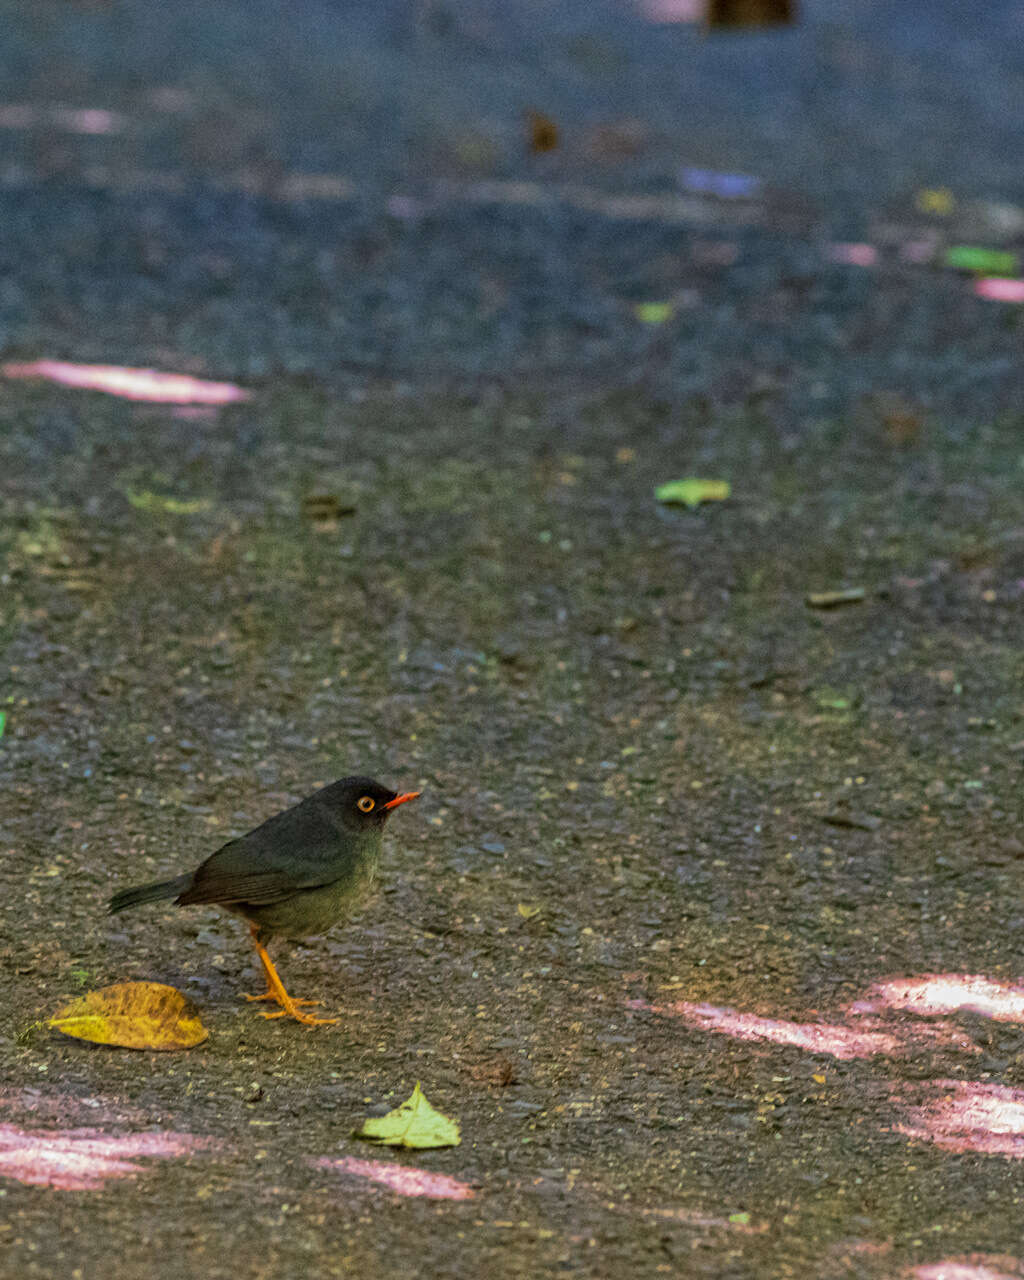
[108,776,421,1027]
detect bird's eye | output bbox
[357,796,376,813]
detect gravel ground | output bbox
[2,3,1024,1278]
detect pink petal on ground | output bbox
[314,1156,475,1201]
[2,360,250,404]
[49,107,126,135]
[827,242,878,266]
[895,1081,1024,1157]
[899,238,940,263]
[852,975,1024,1023]
[914,1262,1022,1280]
[0,1125,213,1190]
[974,278,1024,302]
[885,1016,980,1055]
[629,999,901,1060]
[638,0,705,21]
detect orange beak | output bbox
[384,790,421,810]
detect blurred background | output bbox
[0,0,1021,415]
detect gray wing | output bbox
[176,798,350,908]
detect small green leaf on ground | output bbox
[633,301,674,325]
[813,688,852,711]
[945,245,1018,275]
[805,587,865,608]
[354,1083,461,1150]
[655,478,731,509]
[0,711,5,739]
[125,489,212,515]
[728,1212,751,1226]
[50,982,208,1050]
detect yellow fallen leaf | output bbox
[354,1083,460,1150]
[915,187,954,215]
[517,903,543,920]
[50,982,208,1051]
[805,588,865,608]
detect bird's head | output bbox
[319,775,421,830]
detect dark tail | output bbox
[108,874,192,915]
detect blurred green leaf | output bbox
[633,301,674,325]
[945,246,1018,274]
[814,688,852,711]
[125,489,211,515]
[655,478,731,509]
[805,588,865,608]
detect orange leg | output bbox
[242,924,338,1027]
[243,990,320,1007]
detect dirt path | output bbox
[3,3,1024,1277]
[3,375,1024,1278]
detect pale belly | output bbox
[236,859,378,942]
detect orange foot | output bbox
[243,990,320,1007]
[242,988,337,1026]
[244,926,339,1027]
[260,1003,339,1027]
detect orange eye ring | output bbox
[357,796,376,813]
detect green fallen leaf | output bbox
[814,688,852,711]
[728,1212,751,1226]
[125,489,212,515]
[633,301,674,325]
[945,246,1018,275]
[805,587,865,608]
[354,1083,460,1150]
[655,478,731,509]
